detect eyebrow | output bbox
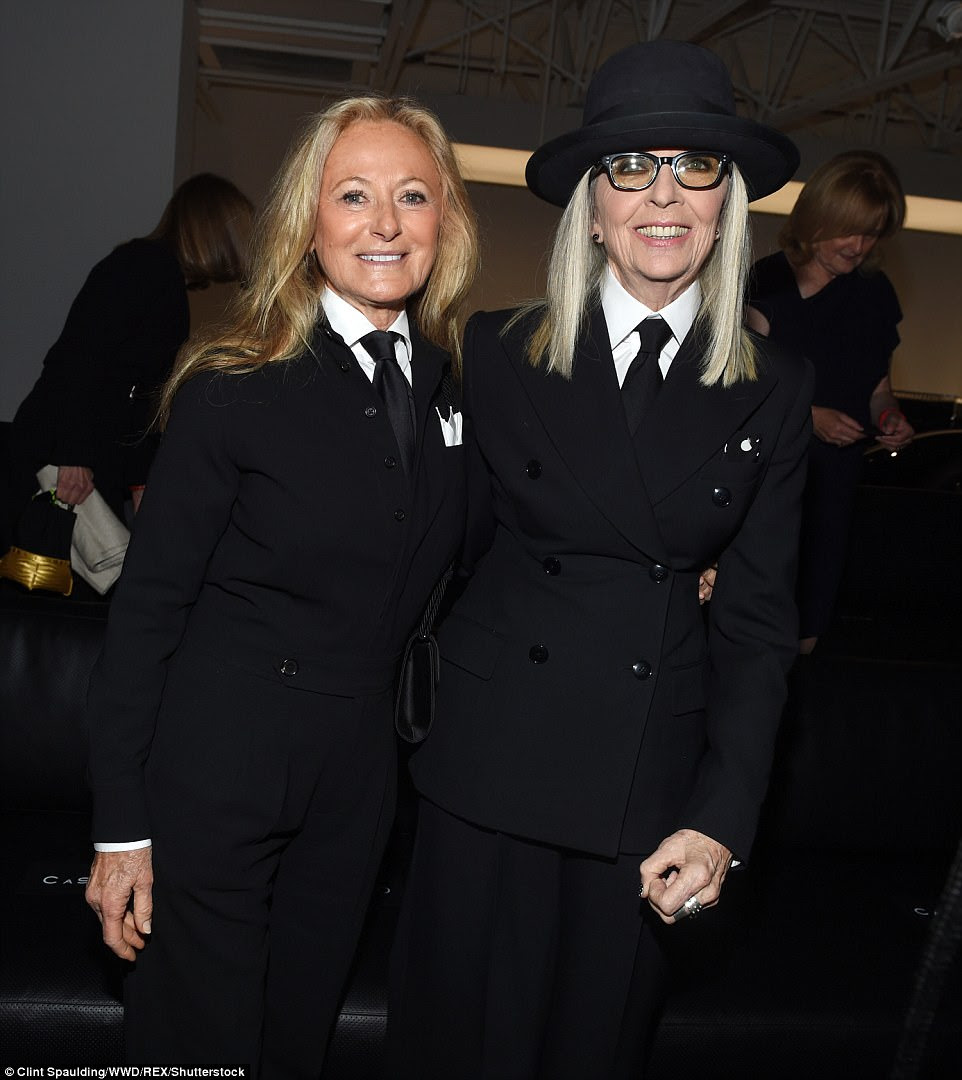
[331,174,431,187]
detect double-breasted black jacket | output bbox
[410,305,813,860]
[87,319,465,842]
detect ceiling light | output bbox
[925,2,962,40]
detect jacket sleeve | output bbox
[85,372,241,840]
[681,352,815,860]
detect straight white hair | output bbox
[515,164,757,387]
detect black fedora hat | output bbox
[526,40,799,206]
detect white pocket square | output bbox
[436,406,463,447]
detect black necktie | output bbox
[361,330,416,476]
[621,317,672,434]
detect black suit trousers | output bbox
[387,799,668,1080]
[124,646,397,1076]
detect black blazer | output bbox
[87,319,465,841]
[410,305,813,860]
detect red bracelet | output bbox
[128,484,146,493]
[877,407,902,430]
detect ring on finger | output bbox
[673,895,703,922]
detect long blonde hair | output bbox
[159,96,478,423]
[518,163,756,387]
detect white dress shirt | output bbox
[601,267,701,387]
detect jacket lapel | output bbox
[409,322,447,466]
[508,305,670,563]
[636,325,778,504]
[313,315,447,485]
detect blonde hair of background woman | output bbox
[516,164,757,388]
[779,150,905,272]
[159,96,479,424]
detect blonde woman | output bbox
[84,97,477,1071]
[747,151,913,653]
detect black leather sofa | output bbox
[2,583,959,1077]
[0,587,404,1075]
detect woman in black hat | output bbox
[388,40,812,1079]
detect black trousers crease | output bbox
[387,798,667,1080]
[123,647,397,1079]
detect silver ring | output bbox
[674,895,703,922]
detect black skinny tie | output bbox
[621,317,672,434]
[361,330,416,476]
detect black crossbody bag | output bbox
[394,567,453,744]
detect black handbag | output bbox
[395,567,453,744]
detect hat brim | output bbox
[526,112,800,206]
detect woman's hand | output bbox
[870,377,913,450]
[811,406,864,447]
[698,564,717,604]
[86,847,153,960]
[56,465,95,505]
[639,828,732,925]
[875,410,914,450]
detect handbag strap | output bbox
[413,363,460,638]
[411,363,460,639]
[414,566,453,641]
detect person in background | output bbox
[747,150,913,653]
[83,97,477,1073]
[9,173,253,526]
[388,40,811,1079]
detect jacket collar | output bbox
[311,315,450,490]
[636,322,777,504]
[312,314,448,429]
[507,304,669,562]
[505,306,779,560]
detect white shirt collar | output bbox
[601,267,701,353]
[321,287,412,354]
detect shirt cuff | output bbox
[94,839,152,852]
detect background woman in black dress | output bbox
[747,151,914,653]
[9,174,252,524]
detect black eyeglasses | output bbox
[592,152,730,192]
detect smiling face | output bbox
[810,232,879,280]
[313,119,442,328]
[591,148,727,310]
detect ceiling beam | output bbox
[199,35,378,64]
[883,0,928,71]
[198,9,385,44]
[685,0,758,43]
[769,50,962,127]
[375,0,426,92]
[406,0,544,60]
